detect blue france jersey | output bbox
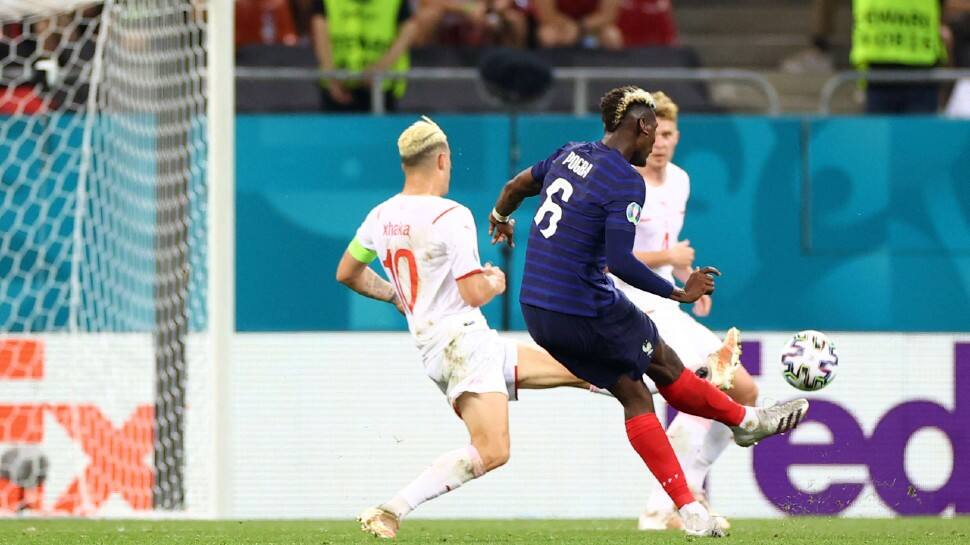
[520,141,646,317]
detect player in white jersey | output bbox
[336,117,593,539]
[612,92,760,530]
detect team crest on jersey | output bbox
[626,202,642,225]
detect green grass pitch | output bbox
[0,518,967,544]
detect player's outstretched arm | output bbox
[456,264,507,307]
[605,228,718,304]
[488,167,542,247]
[336,250,405,314]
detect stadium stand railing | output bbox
[819,68,970,114]
[234,45,780,115]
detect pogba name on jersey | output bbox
[562,151,593,178]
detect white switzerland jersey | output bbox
[355,194,486,356]
[614,162,690,311]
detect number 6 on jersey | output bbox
[534,177,573,238]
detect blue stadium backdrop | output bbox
[235,114,970,332]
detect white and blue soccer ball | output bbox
[781,330,838,391]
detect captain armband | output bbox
[347,237,377,264]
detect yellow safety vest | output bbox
[323,0,409,96]
[850,0,945,67]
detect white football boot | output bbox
[692,486,731,531]
[732,399,809,447]
[679,501,728,537]
[357,506,400,539]
[638,487,731,532]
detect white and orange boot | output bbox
[698,327,742,391]
[357,506,401,539]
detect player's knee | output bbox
[609,376,654,415]
[488,443,510,470]
[647,341,686,386]
[477,438,510,471]
[732,382,759,407]
[471,433,510,471]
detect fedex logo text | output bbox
[751,341,970,515]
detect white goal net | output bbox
[0,0,221,516]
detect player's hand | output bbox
[692,294,713,317]
[483,263,507,295]
[488,215,516,248]
[668,240,695,268]
[674,266,720,303]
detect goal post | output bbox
[0,0,233,517]
[206,0,234,519]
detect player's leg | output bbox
[608,374,692,504]
[360,329,513,538]
[457,391,511,470]
[646,371,760,530]
[641,324,760,530]
[648,336,807,447]
[684,368,757,495]
[520,299,725,537]
[609,374,726,537]
[725,364,758,406]
[514,343,590,390]
[639,412,712,530]
[677,369,758,494]
[359,392,507,538]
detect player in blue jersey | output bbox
[487,86,809,537]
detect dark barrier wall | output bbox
[236,114,970,332]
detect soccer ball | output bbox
[780,330,838,391]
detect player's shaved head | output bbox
[399,115,449,168]
[600,86,657,133]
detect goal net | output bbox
[0,0,219,516]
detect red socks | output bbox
[625,413,694,509]
[658,368,746,427]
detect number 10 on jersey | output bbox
[383,248,418,312]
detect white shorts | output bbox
[423,325,518,408]
[620,287,724,393]
[648,303,723,371]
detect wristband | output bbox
[491,208,511,224]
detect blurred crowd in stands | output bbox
[236,0,678,50]
[236,0,681,112]
[3,1,970,115]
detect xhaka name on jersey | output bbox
[383,222,411,237]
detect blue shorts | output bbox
[521,292,660,389]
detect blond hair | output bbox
[651,91,679,122]
[398,115,448,166]
[600,85,657,132]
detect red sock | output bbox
[625,413,694,509]
[658,369,746,427]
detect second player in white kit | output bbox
[611,93,760,530]
[353,193,519,406]
[337,117,596,539]
[612,160,726,376]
